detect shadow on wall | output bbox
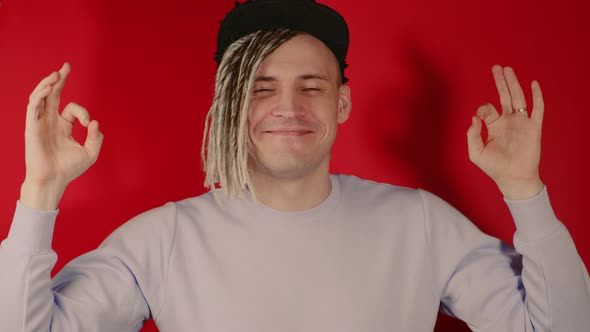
[367,40,472,332]
[375,40,463,203]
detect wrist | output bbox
[19,179,67,211]
[498,178,544,200]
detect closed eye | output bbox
[254,89,275,93]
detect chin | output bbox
[264,155,312,177]
[249,149,330,180]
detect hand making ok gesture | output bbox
[467,65,545,200]
[21,63,104,210]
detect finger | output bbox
[46,63,72,113]
[476,103,500,126]
[530,80,545,125]
[29,71,59,102]
[492,65,513,115]
[61,102,90,126]
[25,85,53,128]
[503,66,528,115]
[467,116,485,164]
[84,120,104,163]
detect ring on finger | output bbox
[514,107,528,114]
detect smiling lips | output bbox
[263,128,314,136]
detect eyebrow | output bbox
[254,74,330,82]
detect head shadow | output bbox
[365,38,462,204]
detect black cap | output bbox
[215,0,350,82]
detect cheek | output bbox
[247,102,266,138]
[313,101,340,136]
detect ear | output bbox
[337,84,352,124]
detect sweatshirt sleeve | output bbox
[0,201,177,332]
[0,201,60,331]
[505,187,590,331]
[421,187,590,331]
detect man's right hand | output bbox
[20,63,104,210]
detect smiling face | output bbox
[247,33,352,180]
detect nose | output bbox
[270,90,306,118]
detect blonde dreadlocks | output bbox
[201,29,299,201]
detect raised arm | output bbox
[0,64,148,331]
[460,65,590,330]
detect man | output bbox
[1,0,589,331]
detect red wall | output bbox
[1,0,588,331]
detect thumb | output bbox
[467,116,484,164]
[84,120,104,163]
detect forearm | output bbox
[506,188,590,330]
[517,227,590,331]
[19,180,66,211]
[0,202,58,331]
[497,177,544,200]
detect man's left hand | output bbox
[467,65,545,200]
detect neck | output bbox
[247,162,332,212]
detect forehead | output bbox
[255,33,340,80]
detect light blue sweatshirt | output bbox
[1,174,589,331]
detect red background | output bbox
[1,0,588,331]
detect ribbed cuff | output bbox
[504,186,562,242]
[4,201,59,254]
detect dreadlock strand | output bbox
[202,28,300,203]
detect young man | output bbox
[1,0,589,331]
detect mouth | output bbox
[263,129,314,136]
